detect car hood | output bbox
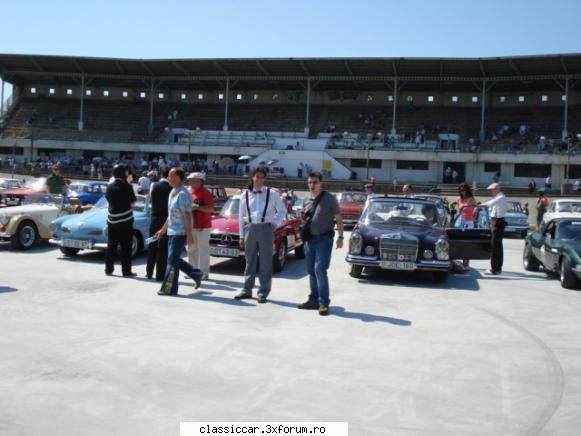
[357,223,445,240]
[211,215,240,233]
[0,203,61,216]
[0,187,37,196]
[56,208,107,231]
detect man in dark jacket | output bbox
[146,167,172,280]
[105,164,136,277]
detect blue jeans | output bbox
[305,235,334,306]
[161,235,202,293]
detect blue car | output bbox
[49,195,151,257]
[67,181,109,205]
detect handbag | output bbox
[300,191,324,241]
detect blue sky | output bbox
[1,0,580,59]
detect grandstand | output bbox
[1,53,581,187]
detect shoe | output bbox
[484,269,501,275]
[202,274,210,281]
[123,272,137,277]
[298,300,319,310]
[257,296,267,303]
[189,273,202,289]
[157,290,176,296]
[234,291,252,300]
[145,274,153,279]
[155,277,164,282]
[318,305,330,316]
[105,271,113,276]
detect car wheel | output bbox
[131,231,143,258]
[349,264,363,278]
[60,247,80,256]
[523,244,540,271]
[273,239,287,272]
[433,271,449,283]
[560,258,578,289]
[11,220,38,250]
[294,243,305,259]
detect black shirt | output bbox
[150,179,172,221]
[106,179,136,224]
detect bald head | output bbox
[487,182,501,194]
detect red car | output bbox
[0,178,46,207]
[209,194,305,272]
[336,191,367,225]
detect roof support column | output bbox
[0,78,5,120]
[223,79,229,131]
[563,77,569,140]
[78,75,85,131]
[304,78,311,135]
[480,79,486,141]
[391,78,398,134]
[148,79,155,134]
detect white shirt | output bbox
[484,192,508,218]
[239,186,286,239]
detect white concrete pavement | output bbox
[0,237,580,436]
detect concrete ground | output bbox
[1,236,581,436]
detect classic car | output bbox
[49,195,150,257]
[0,193,69,249]
[337,191,367,225]
[0,177,46,207]
[504,201,530,238]
[345,197,492,282]
[523,217,581,289]
[0,178,22,190]
[542,198,581,225]
[209,194,304,272]
[67,181,109,205]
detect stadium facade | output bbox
[1,53,581,187]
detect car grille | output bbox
[379,234,418,261]
[210,232,240,248]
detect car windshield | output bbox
[220,198,240,217]
[558,220,581,240]
[69,183,91,193]
[362,200,440,227]
[93,194,146,211]
[556,201,581,213]
[340,193,367,203]
[21,193,64,207]
[0,179,21,189]
[508,202,523,213]
[24,178,46,190]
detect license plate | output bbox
[62,239,91,249]
[210,246,240,256]
[380,261,416,270]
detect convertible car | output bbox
[0,193,69,249]
[345,197,492,282]
[49,195,150,257]
[523,217,581,289]
[209,194,304,272]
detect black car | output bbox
[345,197,491,282]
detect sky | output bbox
[1,0,581,98]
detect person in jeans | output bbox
[155,167,203,295]
[298,172,344,316]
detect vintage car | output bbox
[0,177,46,207]
[345,197,492,282]
[0,178,22,190]
[337,191,367,225]
[49,195,150,257]
[67,181,109,205]
[503,201,530,238]
[209,194,304,272]
[0,193,69,249]
[542,198,581,225]
[523,217,581,289]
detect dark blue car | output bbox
[67,181,109,205]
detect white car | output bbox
[542,198,581,225]
[0,178,22,190]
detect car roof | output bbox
[548,214,581,222]
[369,195,433,204]
[553,198,581,203]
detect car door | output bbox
[540,221,559,271]
[447,205,492,260]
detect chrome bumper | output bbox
[345,254,450,271]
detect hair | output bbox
[538,191,546,197]
[308,171,323,182]
[247,167,267,190]
[402,184,413,192]
[458,182,474,198]
[171,167,186,182]
[161,167,170,179]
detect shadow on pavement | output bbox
[0,286,18,293]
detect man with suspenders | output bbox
[235,168,286,303]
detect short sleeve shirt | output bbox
[45,174,65,194]
[191,186,215,229]
[303,191,341,236]
[167,186,193,236]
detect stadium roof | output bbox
[1,53,581,92]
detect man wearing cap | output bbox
[187,172,215,280]
[483,182,508,275]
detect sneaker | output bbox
[298,301,319,310]
[234,291,252,300]
[318,305,330,316]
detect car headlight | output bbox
[364,245,375,256]
[435,239,449,260]
[350,232,363,254]
[0,213,9,226]
[423,249,434,260]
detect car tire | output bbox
[60,247,80,256]
[349,264,363,278]
[131,231,143,258]
[273,238,287,272]
[523,244,540,271]
[294,243,305,259]
[560,258,578,289]
[11,220,38,250]
[433,271,449,283]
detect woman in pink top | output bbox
[455,182,476,229]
